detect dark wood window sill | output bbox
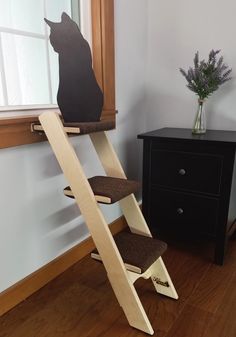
[0,114,47,149]
[0,109,116,149]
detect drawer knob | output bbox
[177,208,184,215]
[179,169,186,176]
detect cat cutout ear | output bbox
[61,12,71,23]
[44,18,55,28]
[44,13,72,28]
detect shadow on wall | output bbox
[123,138,143,201]
[41,219,89,258]
[123,138,141,173]
[42,202,81,233]
[207,109,236,131]
[38,194,88,258]
[206,80,236,130]
[41,151,62,178]
[117,90,146,129]
[26,189,82,235]
[41,139,92,179]
[145,88,196,131]
[115,94,146,200]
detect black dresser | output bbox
[138,128,236,265]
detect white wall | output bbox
[0,0,148,292]
[146,0,236,132]
[114,0,148,180]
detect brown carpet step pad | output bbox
[32,119,115,135]
[91,231,167,274]
[64,176,140,204]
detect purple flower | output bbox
[180,50,232,100]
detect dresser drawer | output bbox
[149,189,219,236]
[150,150,223,195]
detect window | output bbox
[0,0,83,111]
[0,0,115,149]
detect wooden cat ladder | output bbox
[32,111,178,335]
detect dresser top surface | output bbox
[138,128,236,145]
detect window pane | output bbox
[45,0,72,22]
[79,0,91,43]
[49,46,59,104]
[46,0,76,104]
[0,77,4,106]
[2,33,50,105]
[0,0,80,110]
[0,0,44,34]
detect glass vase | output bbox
[192,99,206,134]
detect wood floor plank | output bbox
[162,243,210,301]
[188,242,236,313]
[202,271,236,337]
[0,258,108,337]
[165,305,213,337]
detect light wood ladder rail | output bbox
[39,111,178,335]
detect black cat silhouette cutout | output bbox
[45,12,103,123]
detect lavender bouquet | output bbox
[180,50,232,100]
[180,50,232,134]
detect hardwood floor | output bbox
[1,236,236,337]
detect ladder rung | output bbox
[31,119,115,135]
[64,176,140,204]
[91,251,142,274]
[32,124,81,134]
[64,187,112,204]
